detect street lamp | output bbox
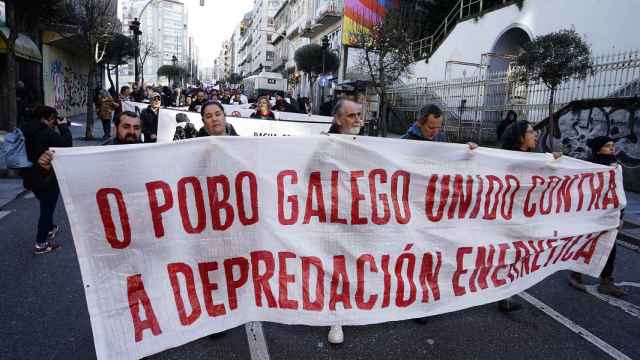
[129,17,142,85]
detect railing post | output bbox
[460,0,464,19]
[480,0,483,12]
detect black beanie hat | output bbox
[586,136,613,153]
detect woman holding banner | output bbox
[500,120,562,311]
[197,101,238,137]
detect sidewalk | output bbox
[0,116,107,209]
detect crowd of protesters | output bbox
[15,81,627,347]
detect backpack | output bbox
[2,128,32,169]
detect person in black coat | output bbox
[568,136,626,297]
[140,93,161,142]
[22,106,72,254]
[497,110,517,143]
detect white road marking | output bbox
[583,284,640,320]
[616,281,640,288]
[245,321,270,360]
[0,210,13,220]
[519,292,632,360]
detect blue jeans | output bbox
[35,187,59,246]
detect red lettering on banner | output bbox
[207,176,234,230]
[513,241,532,280]
[452,247,472,296]
[224,257,249,310]
[369,169,390,225]
[395,247,417,307]
[301,256,324,311]
[501,175,520,220]
[146,181,173,238]
[542,239,559,267]
[197,262,226,316]
[278,251,299,309]
[540,176,561,215]
[350,171,367,225]
[419,252,442,302]
[425,175,450,222]
[524,176,543,218]
[330,255,352,310]
[469,245,495,293]
[391,171,411,224]
[588,172,605,211]
[448,175,473,219]
[235,171,259,225]
[576,173,593,211]
[551,237,576,265]
[490,243,510,287]
[96,188,131,249]
[469,175,484,219]
[177,177,206,234]
[560,235,582,262]
[167,263,202,326]
[277,170,299,225]
[381,254,391,308]
[528,240,546,273]
[555,175,578,213]
[330,170,348,224]
[483,175,504,220]
[127,274,162,342]
[602,170,620,209]
[573,232,606,264]
[355,254,378,309]
[250,251,277,308]
[303,171,327,224]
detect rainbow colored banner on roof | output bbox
[342,0,400,46]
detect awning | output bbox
[0,26,43,62]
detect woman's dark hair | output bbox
[497,110,518,140]
[200,101,225,118]
[501,120,531,151]
[33,105,58,121]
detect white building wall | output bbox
[412,0,640,82]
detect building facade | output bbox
[120,0,188,85]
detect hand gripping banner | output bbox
[51,136,625,359]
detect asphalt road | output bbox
[1,192,638,360]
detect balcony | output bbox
[315,0,343,25]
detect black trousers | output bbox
[601,245,616,279]
[101,118,111,137]
[35,187,59,245]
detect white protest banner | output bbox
[52,136,624,359]
[156,107,331,142]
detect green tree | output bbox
[102,33,136,93]
[157,65,187,86]
[515,29,592,141]
[294,43,339,106]
[348,9,414,136]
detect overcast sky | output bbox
[185,0,255,67]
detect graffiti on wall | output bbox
[49,59,88,115]
[537,99,639,168]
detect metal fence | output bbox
[385,50,640,143]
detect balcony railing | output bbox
[315,0,343,25]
